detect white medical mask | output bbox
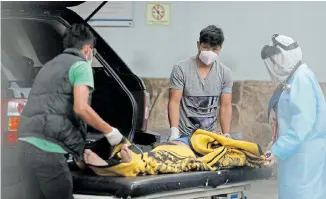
[199,50,218,65]
[87,47,97,65]
[87,50,93,65]
[87,57,93,65]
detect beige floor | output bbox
[244,178,278,199]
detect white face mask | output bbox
[86,47,94,65]
[199,50,218,65]
[87,51,93,65]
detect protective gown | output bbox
[262,35,326,199]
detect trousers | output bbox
[18,141,74,199]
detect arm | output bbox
[272,72,316,160]
[168,88,183,128]
[219,94,232,134]
[70,62,122,145]
[219,68,233,135]
[168,65,184,139]
[73,85,112,134]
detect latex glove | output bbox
[265,150,277,166]
[104,127,123,146]
[223,133,232,139]
[168,127,180,141]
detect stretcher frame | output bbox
[73,181,251,199]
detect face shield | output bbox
[263,57,287,83]
[261,34,302,84]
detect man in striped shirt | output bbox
[168,25,233,143]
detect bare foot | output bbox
[120,144,132,163]
[84,149,109,166]
[84,146,131,166]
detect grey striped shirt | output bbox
[169,56,233,136]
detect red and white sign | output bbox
[147,3,170,25]
[151,4,165,21]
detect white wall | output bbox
[92,1,326,81]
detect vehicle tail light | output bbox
[142,91,151,131]
[8,132,18,145]
[6,99,27,145]
[8,117,20,131]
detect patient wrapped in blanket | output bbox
[78,129,266,177]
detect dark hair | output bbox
[63,24,95,50]
[199,25,224,47]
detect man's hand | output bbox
[168,127,180,141]
[104,127,123,146]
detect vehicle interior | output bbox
[1,18,135,138]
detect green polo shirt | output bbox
[18,61,94,153]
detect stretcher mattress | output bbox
[72,167,272,198]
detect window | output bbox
[1,18,103,98]
[1,19,64,98]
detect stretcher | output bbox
[72,167,272,199]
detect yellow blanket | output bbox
[83,129,265,177]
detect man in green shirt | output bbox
[17,24,124,199]
[19,60,96,154]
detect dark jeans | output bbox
[18,141,74,199]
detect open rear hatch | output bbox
[2,1,153,142]
[2,1,109,23]
[1,1,85,9]
[2,1,108,24]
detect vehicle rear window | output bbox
[1,18,104,99]
[22,20,64,64]
[1,19,64,98]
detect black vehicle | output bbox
[1,2,273,199]
[1,2,158,198]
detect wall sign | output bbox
[146,3,170,26]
